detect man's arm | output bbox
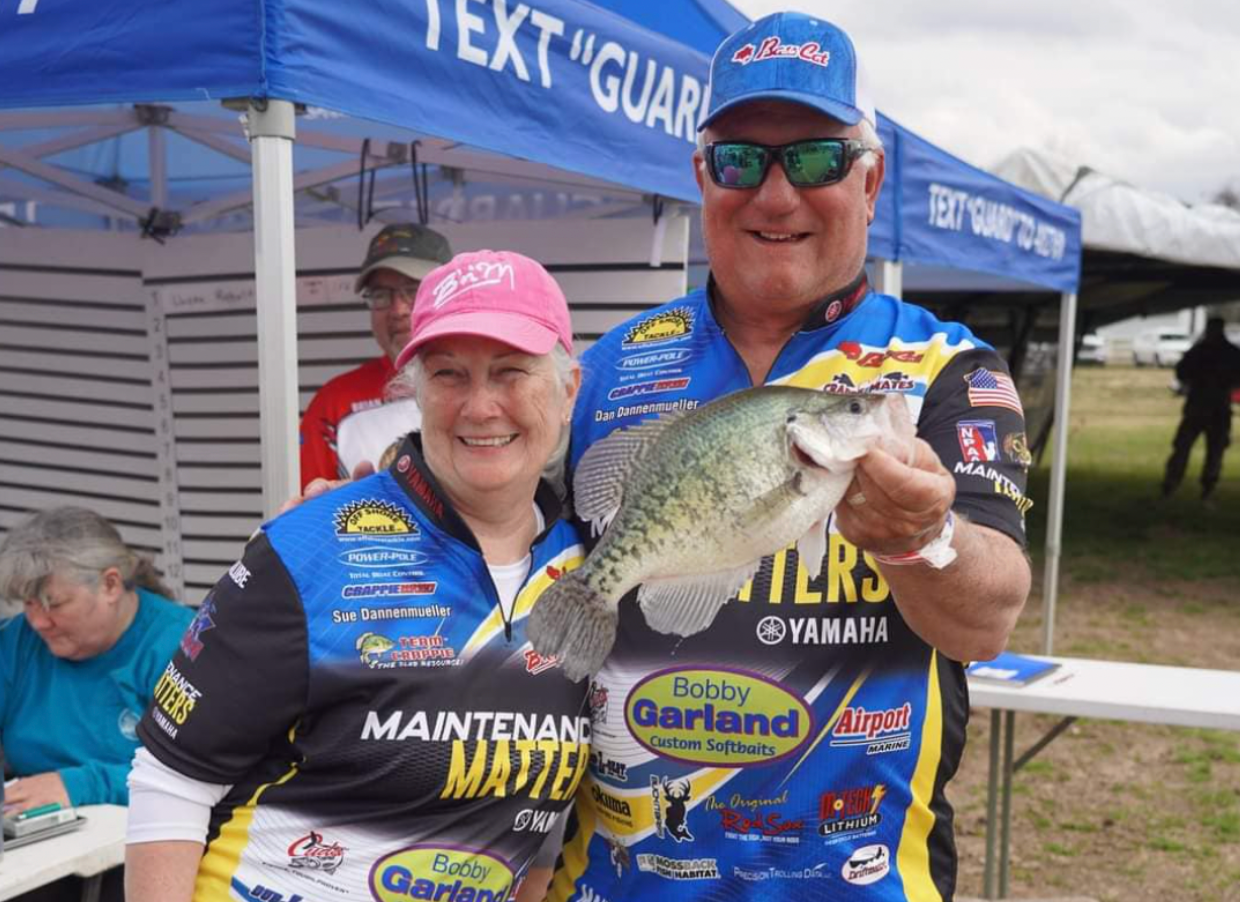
[126,841,203,902]
[834,440,1030,663]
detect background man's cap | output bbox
[394,250,574,368]
[700,12,876,131]
[355,223,453,293]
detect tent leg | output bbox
[247,100,300,517]
[873,258,903,299]
[1042,291,1077,654]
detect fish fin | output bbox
[573,414,685,536]
[637,562,761,638]
[528,569,618,683]
[797,518,828,581]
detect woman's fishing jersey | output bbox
[550,280,1031,902]
[138,436,589,902]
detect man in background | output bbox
[1162,317,1240,502]
[299,223,451,488]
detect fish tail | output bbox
[528,569,617,683]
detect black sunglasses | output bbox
[704,138,874,189]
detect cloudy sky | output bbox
[729,0,1239,205]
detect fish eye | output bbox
[848,400,863,414]
[786,412,798,423]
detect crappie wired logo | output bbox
[607,377,690,402]
[369,845,514,902]
[625,667,812,766]
[622,308,694,348]
[616,348,693,371]
[333,500,418,537]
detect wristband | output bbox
[872,511,957,570]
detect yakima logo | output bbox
[731,36,831,68]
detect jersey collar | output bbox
[704,270,871,335]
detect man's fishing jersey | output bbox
[138,436,589,902]
[550,279,1031,902]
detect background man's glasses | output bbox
[704,138,874,189]
[360,283,419,310]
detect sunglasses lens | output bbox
[710,144,769,188]
[784,141,846,186]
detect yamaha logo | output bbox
[756,616,786,645]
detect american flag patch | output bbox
[964,368,1023,414]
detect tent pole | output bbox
[1042,290,1077,655]
[246,99,300,517]
[874,258,903,299]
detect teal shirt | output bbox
[0,588,193,805]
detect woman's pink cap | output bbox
[394,249,573,368]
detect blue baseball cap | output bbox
[700,12,875,131]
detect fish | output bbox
[528,385,912,681]
[356,631,395,666]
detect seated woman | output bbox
[0,506,193,812]
[126,250,589,902]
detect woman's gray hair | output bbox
[387,344,580,497]
[0,507,173,606]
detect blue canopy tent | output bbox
[0,0,1081,653]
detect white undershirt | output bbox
[127,502,549,845]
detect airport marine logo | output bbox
[369,845,514,902]
[625,667,812,767]
[334,500,418,537]
[622,308,694,348]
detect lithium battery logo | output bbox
[607,377,690,402]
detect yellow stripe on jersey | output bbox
[897,650,946,902]
[546,797,597,902]
[193,761,301,901]
[773,332,974,395]
[779,668,869,788]
[461,547,584,656]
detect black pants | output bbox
[1163,407,1232,498]
[12,866,123,902]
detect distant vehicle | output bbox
[1077,333,1106,366]
[1132,330,1191,367]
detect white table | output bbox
[0,805,126,902]
[968,657,1240,899]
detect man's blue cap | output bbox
[700,12,876,131]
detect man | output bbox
[1162,317,1240,501]
[298,223,451,488]
[548,12,1031,901]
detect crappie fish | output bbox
[529,386,910,681]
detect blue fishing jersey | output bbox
[550,281,1030,902]
[138,436,589,902]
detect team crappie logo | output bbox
[334,500,417,537]
[355,631,456,669]
[622,308,694,348]
[625,667,812,766]
[337,546,426,569]
[369,845,514,902]
[616,348,693,371]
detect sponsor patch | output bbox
[513,808,560,834]
[953,461,1034,516]
[731,36,830,67]
[338,546,427,569]
[370,845,514,902]
[590,750,628,782]
[964,368,1024,414]
[635,854,720,881]
[829,704,913,755]
[180,593,216,662]
[957,419,999,462]
[719,808,803,844]
[341,581,437,599]
[355,631,457,669]
[616,348,693,371]
[524,649,558,675]
[607,377,690,402]
[1004,431,1033,469]
[152,661,202,731]
[758,615,888,646]
[286,831,346,875]
[836,341,925,368]
[333,499,418,537]
[228,560,251,589]
[841,843,890,886]
[651,777,696,843]
[734,864,829,881]
[622,308,694,348]
[625,667,812,767]
[818,784,886,842]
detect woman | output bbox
[0,506,192,812]
[126,250,588,902]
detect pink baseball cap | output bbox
[394,249,574,369]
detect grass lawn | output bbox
[951,364,1240,902]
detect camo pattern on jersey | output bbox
[139,436,589,902]
[549,285,1028,902]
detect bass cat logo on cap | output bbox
[731,37,831,68]
[334,500,418,537]
[622,308,694,348]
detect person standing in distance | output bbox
[548,12,1032,901]
[299,223,452,488]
